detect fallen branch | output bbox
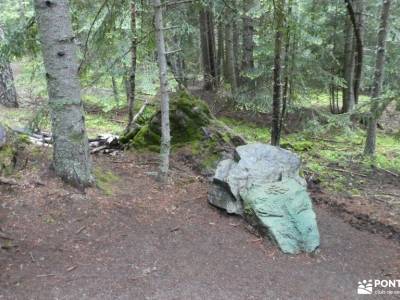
[132,100,149,124]
[327,167,368,178]
[377,167,399,177]
[0,177,18,186]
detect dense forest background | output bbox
[0,0,399,187]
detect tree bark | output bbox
[216,20,224,83]
[111,75,119,104]
[127,0,137,131]
[0,27,18,108]
[241,0,255,89]
[153,0,171,182]
[364,0,391,155]
[271,0,285,146]
[224,8,237,93]
[345,0,364,105]
[199,6,217,90]
[34,0,92,187]
[232,0,240,86]
[342,18,355,113]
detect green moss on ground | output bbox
[93,167,120,196]
[0,144,16,176]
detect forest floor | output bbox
[1,149,400,300]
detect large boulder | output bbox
[208,143,320,254]
[121,90,245,173]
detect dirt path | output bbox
[1,153,400,300]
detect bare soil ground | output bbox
[1,150,400,300]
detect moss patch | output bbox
[93,167,120,196]
[125,90,212,151]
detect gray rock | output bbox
[208,143,320,254]
[0,124,6,148]
[208,184,243,215]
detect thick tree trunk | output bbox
[127,0,137,131]
[241,0,255,89]
[153,0,171,182]
[199,7,217,90]
[271,0,285,146]
[342,18,355,113]
[34,0,92,187]
[364,0,391,155]
[0,27,18,108]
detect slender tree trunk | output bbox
[34,0,92,187]
[342,18,355,112]
[232,0,240,86]
[216,20,224,83]
[271,0,285,146]
[0,26,18,108]
[329,2,340,114]
[345,0,363,105]
[111,75,119,104]
[241,0,255,90]
[127,0,137,131]
[224,8,237,93]
[280,0,292,133]
[199,6,217,90]
[153,0,171,182]
[364,0,391,155]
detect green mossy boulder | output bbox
[124,91,212,151]
[0,124,27,176]
[121,91,245,172]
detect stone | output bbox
[241,179,320,254]
[208,143,320,254]
[0,125,6,148]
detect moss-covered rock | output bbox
[121,90,245,173]
[124,90,212,151]
[0,124,28,176]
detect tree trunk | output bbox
[271,0,285,146]
[280,0,292,133]
[216,20,224,83]
[364,0,391,155]
[34,0,92,187]
[0,27,18,108]
[241,0,255,90]
[111,75,119,104]
[153,0,171,182]
[232,0,240,86]
[224,8,237,93]
[345,0,364,105]
[127,0,137,131]
[342,18,355,113]
[199,7,217,90]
